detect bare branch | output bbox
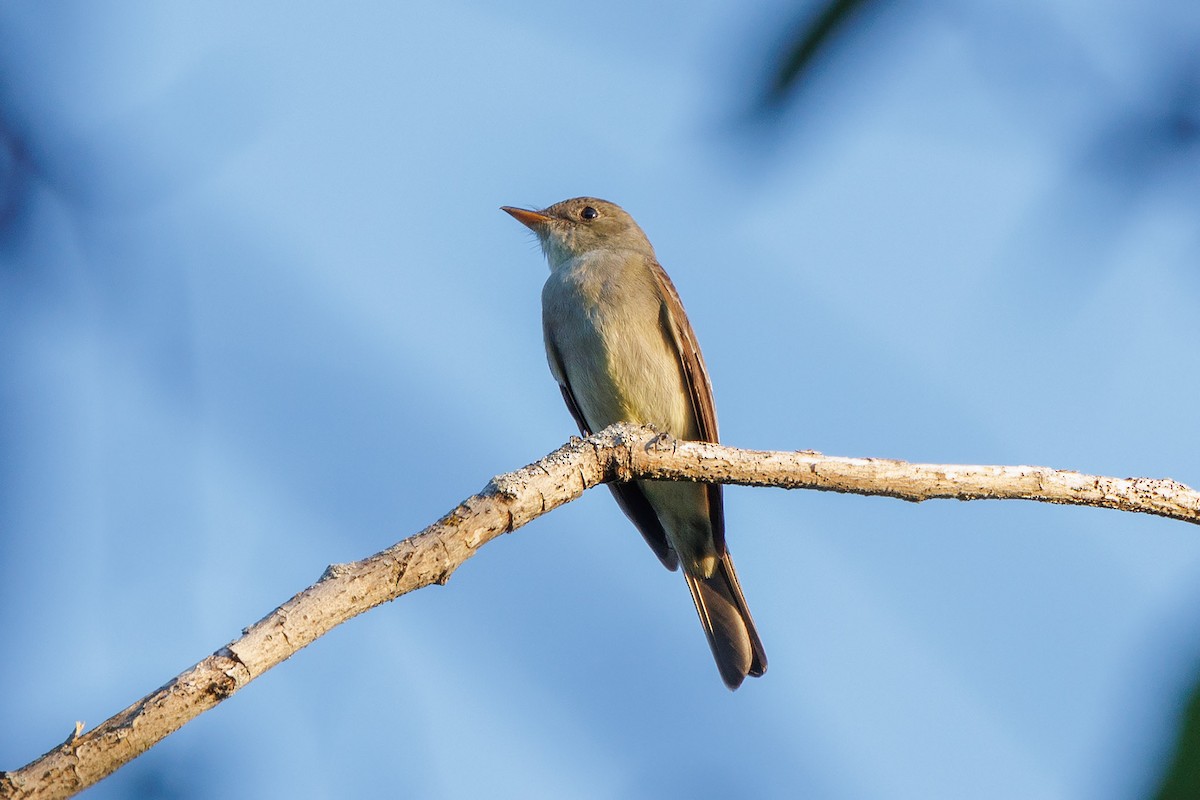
[632,433,1199,524]
[3,424,1197,799]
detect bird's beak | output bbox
[501,206,553,231]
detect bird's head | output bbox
[502,197,654,269]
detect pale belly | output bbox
[545,278,693,438]
[542,258,716,570]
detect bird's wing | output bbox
[545,338,679,570]
[649,258,726,554]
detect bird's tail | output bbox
[683,553,767,690]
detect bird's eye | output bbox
[580,206,599,220]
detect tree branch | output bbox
[3,423,1197,799]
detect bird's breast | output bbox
[542,255,693,437]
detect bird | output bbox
[502,196,766,689]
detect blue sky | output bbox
[2,2,1199,798]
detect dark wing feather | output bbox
[649,259,727,554]
[546,339,679,570]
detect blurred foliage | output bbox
[761,0,1200,223]
[0,121,23,229]
[762,0,878,109]
[1154,678,1200,800]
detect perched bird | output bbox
[502,197,766,689]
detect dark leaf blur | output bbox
[759,1,1200,289]
[1154,678,1200,800]
[762,0,880,110]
